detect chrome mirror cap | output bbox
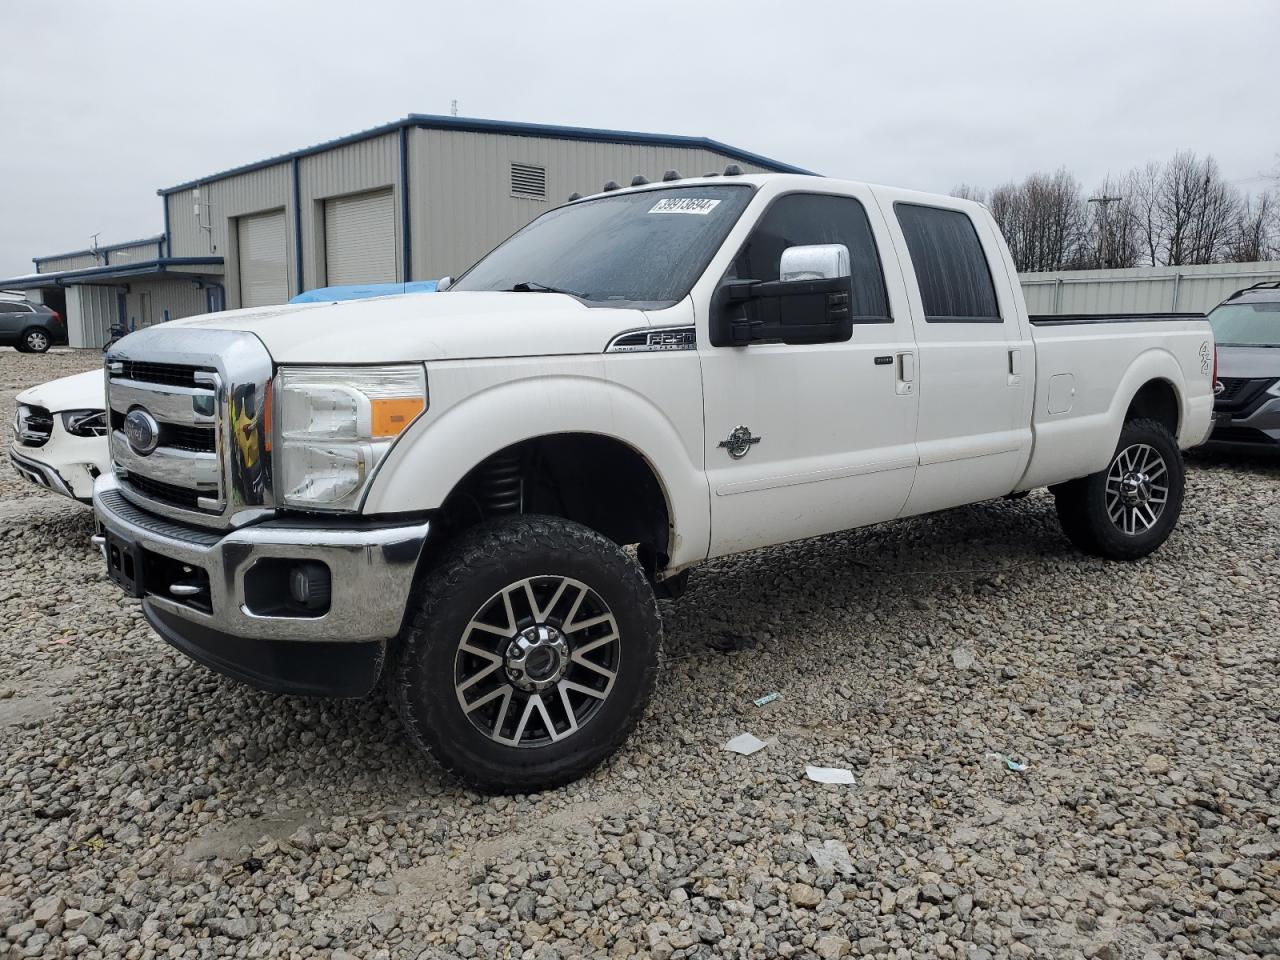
[780,244,851,282]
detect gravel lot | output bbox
[1,348,1277,960]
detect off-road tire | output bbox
[393,515,662,793]
[1053,418,1185,560]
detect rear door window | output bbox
[895,204,1001,322]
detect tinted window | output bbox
[731,193,890,322]
[453,185,754,308]
[896,204,1001,322]
[0,303,22,313]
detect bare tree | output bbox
[1150,152,1240,265]
[981,169,1085,272]
[950,183,988,204]
[1227,192,1277,262]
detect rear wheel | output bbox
[393,515,662,793]
[1053,418,1184,560]
[22,328,51,353]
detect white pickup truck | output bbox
[94,173,1215,792]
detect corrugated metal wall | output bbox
[65,285,116,348]
[410,129,771,279]
[106,241,162,265]
[36,253,99,273]
[124,277,210,329]
[1021,261,1280,315]
[298,133,401,290]
[166,164,292,309]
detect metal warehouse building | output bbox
[3,114,804,347]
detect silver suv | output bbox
[0,299,66,353]
[1206,281,1280,452]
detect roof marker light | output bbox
[723,164,743,176]
[603,180,621,192]
[631,175,649,186]
[567,192,582,201]
[662,170,681,182]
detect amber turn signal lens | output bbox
[371,397,425,437]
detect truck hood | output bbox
[163,292,650,363]
[1217,344,1280,380]
[15,369,105,412]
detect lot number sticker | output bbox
[649,198,722,215]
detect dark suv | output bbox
[1205,281,1280,452]
[0,299,66,353]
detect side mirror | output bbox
[436,276,453,292]
[779,244,851,282]
[710,244,854,347]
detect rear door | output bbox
[324,189,397,286]
[875,193,1034,516]
[700,186,920,558]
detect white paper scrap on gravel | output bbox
[806,765,856,785]
[806,839,856,876]
[723,733,769,755]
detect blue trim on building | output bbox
[291,157,304,295]
[156,114,813,195]
[399,126,412,282]
[162,198,171,259]
[33,234,166,266]
[1,257,224,288]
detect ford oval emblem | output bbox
[123,408,160,456]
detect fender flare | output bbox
[362,373,710,568]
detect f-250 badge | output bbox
[1199,341,1211,376]
[718,425,761,459]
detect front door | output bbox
[700,188,920,559]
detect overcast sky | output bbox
[2,0,1276,278]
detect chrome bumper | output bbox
[92,474,429,642]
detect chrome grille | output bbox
[14,405,53,447]
[105,328,275,529]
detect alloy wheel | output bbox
[1105,443,1169,536]
[453,575,621,747]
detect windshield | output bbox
[1208,300,1280,347]
[452,184,755,307]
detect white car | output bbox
[93,172,1215,792]
[10,370,108,502]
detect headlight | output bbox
[276,365,426,511]
[60,410,108,437]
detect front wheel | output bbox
[393,515,662,793]
[1053,418,1185,560]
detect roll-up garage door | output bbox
[238,210,288,308]
[324,189,396,286]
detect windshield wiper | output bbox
[509,280,590,299]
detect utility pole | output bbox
[1088,194,1122,268]
[450,99,458,117]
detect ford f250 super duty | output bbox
[93,173,1215,792]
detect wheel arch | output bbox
[363,374,709,569]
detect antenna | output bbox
[450,99,458,117]
[90,232,102,262]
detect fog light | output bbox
[289,562,331,611]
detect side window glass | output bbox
[0,303,21,313]
[732,194,891,322]
[895,204,1001,322]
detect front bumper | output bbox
[10,440,101,503]
[1204,396,1280,452]
[93,474,431,693]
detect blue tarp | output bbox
[289,280,438,304]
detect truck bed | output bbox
[1018,311,1215,490]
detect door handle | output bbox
[896,352,915,395]
[1008,348,1022,386]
